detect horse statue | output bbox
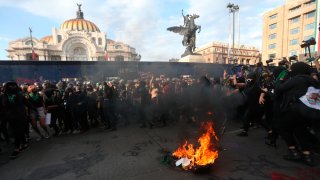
[167,10,201,57]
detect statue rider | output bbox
[77,3,82,11]
[182,9,190,28]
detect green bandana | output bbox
[29,92,40,101]
[8,94,16,104]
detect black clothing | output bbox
[276,74,320,152]
[276,75,320,113]
[86,91,98,126]
[103,86,117,129]
[74,91,88,131]
[1,93,34,149]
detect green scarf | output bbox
[29,92,40,101]
[276,70,287,81]
[8,94,16,104]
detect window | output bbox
[304,35,313,40]
[305,11,315,19]
[304,0,316,7]
[302,45,316,53]
[115,55,124,61]
[268,44,276,49]
[98,38,102,45]
[115,44,122,49]
[50,55,61,61]
[91,37,96,43]
[290,16,300,24]
[290,50,297,56]
[305,23,315,30]
[269,14,277,19]
[290,28,299,35]
[290,39,299,45]
[269,53,276,59]
[57,35,62,43]
[269,23,277,29]
[289,5,301,12]
[269,33,276,39]
[25,40,36,46]
[222,57,226,64]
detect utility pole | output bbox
[227,3,239,64]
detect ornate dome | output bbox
[40,35,53,44]
[60,4,100,32]
[60,19,100,32]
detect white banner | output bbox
[300,87,320,110]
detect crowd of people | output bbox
[225,59,320,167]
[0,59,319,167]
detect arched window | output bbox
[25,40,36,46]
[92,37,96,44]
[115,44,122,49]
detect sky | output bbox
[0,0,285,61]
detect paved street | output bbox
[0,119,319,180]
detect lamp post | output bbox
[227,3,239,64]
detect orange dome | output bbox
[60,18,100,32]
[40,35,53,44]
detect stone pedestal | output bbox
[178,54,206,63]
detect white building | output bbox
[6,5,141,61]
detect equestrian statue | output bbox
[167,9,201,57]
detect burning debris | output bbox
[172,121,219,171]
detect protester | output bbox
[1,82,36,159]
[276,62,320,166]
[27,85,50,139]
[0,65,319,168]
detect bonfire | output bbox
[172,121,219,170]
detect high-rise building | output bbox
[262,0,317,65]
[195,42,260,65]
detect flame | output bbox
[172,121,219,169]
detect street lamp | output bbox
[227,3,239,64]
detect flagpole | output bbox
[29,27,35,60]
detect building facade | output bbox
[6,5,140,61]
[262,0,316,65]
[195,42,261,65]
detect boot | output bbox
[302,153,316,167]
[265,133,277,147]
[283,149,301,161]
